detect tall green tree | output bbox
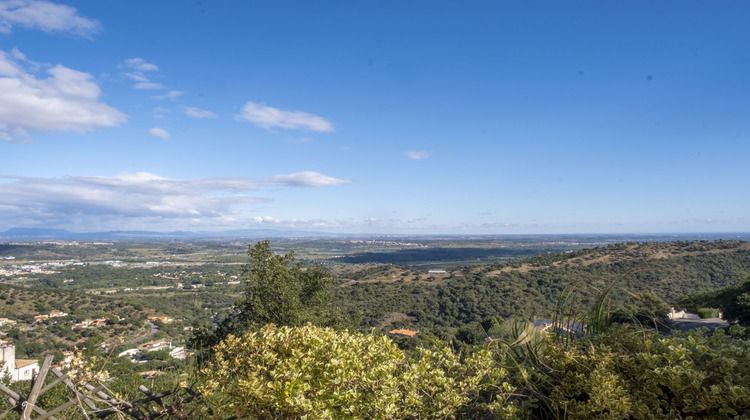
[192,240,350,356]
[238,239,336,327]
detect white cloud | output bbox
[148,127,170,140]
[267,171,351,188]
[151,90,184,101]
[404,150,429,160]
[236,101,334,133]
[0,49,126,142]
[0,172,350,230]
[0,0,100,36]
[252,216,281,224]
[123,72,149,82]
[134,82,165,90]
[182,106,217,119]
[120,58,164,90]
[152,106,169,119]
[123,58,158,72]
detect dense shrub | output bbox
[198,324,521,419]
[697,307,720,319]
[540,326,750,419]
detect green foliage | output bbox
[612,290,671,329]
[192,240,353,358]
[338,241,750,333]
[681,277,750,326]
[698,307,720,319]
[537,326,750,418]
[239,240,337,328]
[142,349,171,361]
[198,324,520,419]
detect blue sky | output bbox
[1,1,749,234]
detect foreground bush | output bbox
[541,326,750,419]
[198,324,521,419]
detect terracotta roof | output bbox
[15,359,38,369]
[388,329,419,338]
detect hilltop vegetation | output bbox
[337,240,750,334]
[3,238,750,418]
[6,239,750,357]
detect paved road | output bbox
[672,317,729,333]
[130,321,159,343]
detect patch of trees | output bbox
[31,262,243,290]
[193,240,354,355]
[680,277,750,326]
[333,241,750,334]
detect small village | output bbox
[0,303,193,385]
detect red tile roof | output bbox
[388,329,419,338]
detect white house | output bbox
[170,346,189,360]
[668,307,701,320]
[118,348,140,358]
[0,341,39,382]
[139,340,172,352]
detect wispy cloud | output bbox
[121,58,164,90]
[266,171,350,188]
[152,106,169,119]
[182,106,217,119]
[151,90,184,101]
[0,171,351,230]
[134,82,165,90]
[0,0,101,37]
[148,127,170,140]
[235,101,334,133]
[123,58,158,72]
[404,150,429,160]
[0,49,126,142]
[122,72,149,82]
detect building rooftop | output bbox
[388,329,419,338]
[15,359,38,369]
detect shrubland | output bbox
[4,239,750,418]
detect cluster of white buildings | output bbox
[71,317,110,329]
[117,340,190,362]
[0,260,85,276]
[148,316,174,323]
[0,318,17,327]
[33,310,68,322]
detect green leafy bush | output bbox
[539,326,750,418]
[697,307,720,319]
[198,324,521,419]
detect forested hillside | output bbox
[336,240,750,331]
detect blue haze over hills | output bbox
[2,227,749,243]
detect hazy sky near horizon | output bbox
[1,1,749,234]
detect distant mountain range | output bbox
[0,227,343,240]
[2,227,749,242]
